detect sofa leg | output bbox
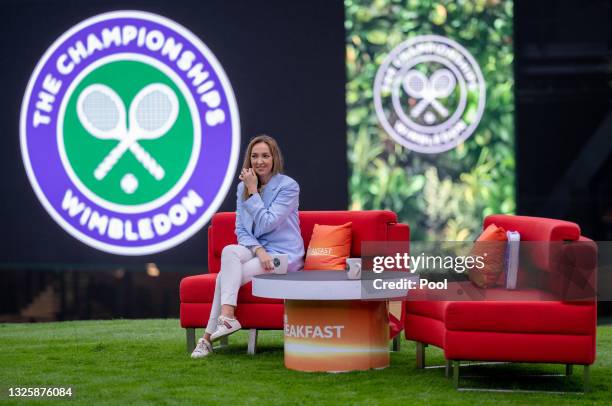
[220,336,229,347]
[445,360,453,378]
[565,364,573,376]
[247,329,258,355]
[186,328,196,353]
[416,342,425,369]
[392,335,401,352]
[453,361,460,388]
[584,365,590,392]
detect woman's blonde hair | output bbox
[241,135,284,200]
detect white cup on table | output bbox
[346,258,362,280]
[271,254,288,274]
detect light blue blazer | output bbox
[235,173,305,272]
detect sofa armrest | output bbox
[553,236,598,302]
[388,223,410,242]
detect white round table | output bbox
[252,270,416,372]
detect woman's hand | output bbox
[255,247,275,271]
[239,168,258,195]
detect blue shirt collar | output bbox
[261,173,282,192]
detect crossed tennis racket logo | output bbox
[76,83,179,182]
[402,68,456,123]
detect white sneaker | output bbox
[210,315,241,342]
[191,338,213,359]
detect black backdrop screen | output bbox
[0,0,346,270]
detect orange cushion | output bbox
[304,222,352,270]
[469,223,507,288]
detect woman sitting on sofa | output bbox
[191,135,304,358]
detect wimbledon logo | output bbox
[374,35,485,154]
[20,11,240,255]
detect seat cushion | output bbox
[445,298,596,335]
[180,274,283,304]
[405,300,450,321]
[444,330,596,364]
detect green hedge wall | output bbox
[346,0,515,240]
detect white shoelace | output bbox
[196,339,210,351]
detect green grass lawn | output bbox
[1,320,611,405]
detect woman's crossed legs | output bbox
[205,245,266,340]
[193,244,266,358]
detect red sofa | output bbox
[181,210,409,353]
[404,215,597,391]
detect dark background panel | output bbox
[0,0,347,270]
[2,0,612,321]
[514,0,612,319]
[514,0,612,239]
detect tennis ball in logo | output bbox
[62,60,194,206]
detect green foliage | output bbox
[346,0,515,240]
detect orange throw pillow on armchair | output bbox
[469,223,507,288]
[304,222,352,270]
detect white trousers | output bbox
[205,244,266,334]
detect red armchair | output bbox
[181,210,409,353]
[404,215,597,391]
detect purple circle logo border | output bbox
[20,10,240,256]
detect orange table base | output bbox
[283,300,389,372]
